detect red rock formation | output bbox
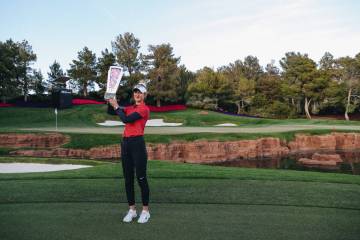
[7,133,360,165]
[297,152,343,169]
[298,158,338,166]
[11,138,289,163]
[0,133,69,148]
[333,132,360,150]
[288,134,337,152]
[311,153,342,163]
[288,133,360,152]
[89,145,120,159]
[12,148,88,158]
[147,137,289,163]
[11,145,120,160]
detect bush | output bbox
[217,101,237,113]
[264,101,296,118]
[318,103,345,115]
[7,94,52,107]
[251,94,268,109]
[88,91,104,101]
[186,95,217,110]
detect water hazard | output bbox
[208,150,360,175]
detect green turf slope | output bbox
[0,158,359,240]
[1,105,359,130]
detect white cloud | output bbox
[169,0,360,71]
[30,0,360,75]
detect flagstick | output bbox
[55,108,58,131]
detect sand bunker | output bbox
[97,119,236,127]
[214,123,237,126]
[0,163,92,173]
[97,119,183,127]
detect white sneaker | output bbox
[137,210,150,223]
[123,209,137,223]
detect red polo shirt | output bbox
[123,103,150,137]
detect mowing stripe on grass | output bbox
[1,178,359,210]
[1,201,360,211]
[1,203,359,240]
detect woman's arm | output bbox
[115,107,142,123]
[108,98,142,123]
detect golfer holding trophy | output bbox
[105,66,151,224]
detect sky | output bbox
[1,0,359,77]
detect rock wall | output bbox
[288,134,337,152]
[7,132,360,164]
[146,138,289,163]
[0,133,69,148]
[288,132,360,152]
[11,145,120,159]
[298,153,343,167]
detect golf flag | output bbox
[54,108,58,131]
[104,66,124,100]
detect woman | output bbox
[108,82,150,224]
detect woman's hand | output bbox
[108,98,119,109]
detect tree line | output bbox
[1,33,360,120]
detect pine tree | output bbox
[48,61,65,89]
[280,52,319,119]
[96,49,116,92]
[145,43,180,107]
[16,40,37,102]
[68,47,97,97]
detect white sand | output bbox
[97,119,183,127]
[97,119,236,127]
[97,120,124,126]
[214,123,237,127]
[0,163,92,173]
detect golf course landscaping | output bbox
[2,104,360,130]
[1,105,360,239]
[3,2,360,238]
[0,157,359,240]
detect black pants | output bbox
[121,136,149,206]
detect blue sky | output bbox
[1,0,359,77]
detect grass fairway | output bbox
[0,158,359,240]
[1,105,360,130]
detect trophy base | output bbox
[104,92,116,100]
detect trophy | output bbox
[104,66,124,100]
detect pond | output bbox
[0,163,92,173]
[207,150,360,175]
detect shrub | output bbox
[264,101,296,118]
